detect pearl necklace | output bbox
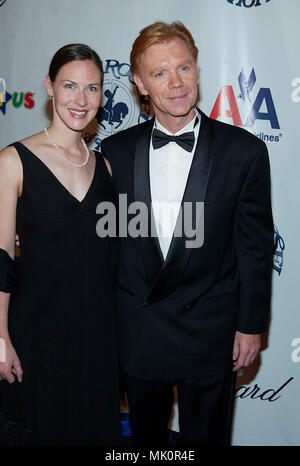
[44,128,89,168]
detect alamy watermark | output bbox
[96,194,205,248]
[291,338,300,363]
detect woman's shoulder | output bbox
[19,131,44,151]
[0,145,22,192]
[0,144,21,168]
[1,132,42,156]
[0,131,43,174]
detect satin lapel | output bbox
[145,111,215,305]
[134,119,164,285]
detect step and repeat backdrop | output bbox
[0,0,299,446]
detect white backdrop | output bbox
[0,0,299,446]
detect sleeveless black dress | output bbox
[0,142,121,446]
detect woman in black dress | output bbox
[0,44,121,445]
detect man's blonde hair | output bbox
[130,21,198,75]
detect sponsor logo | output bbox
[291,78,300,103]
[210,67,281,143]
[227,0,271,7]
[97,81,131,135]
[0,78,35,115]
[0,78,6,107]
[84,59,152,149]
[235,377,293,402]
[0,0,7,7]
[273,225,285,275]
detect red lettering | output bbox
[210,85,242,126]
[24,92,34,109]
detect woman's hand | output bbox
[0,339,23,383]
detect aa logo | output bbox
[210,67,280,130]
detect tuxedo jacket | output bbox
[102,110,273,381]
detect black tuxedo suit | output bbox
[102,110,273,445]
[102,110,273,382]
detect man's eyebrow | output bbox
[150,59,193,71]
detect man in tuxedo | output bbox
[102,21,273,446]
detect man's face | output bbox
[134,38,199,131]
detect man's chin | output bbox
[156,106,195,119]
[167,108,196,123]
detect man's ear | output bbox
[44,75,54,98]
[134,73,149,96]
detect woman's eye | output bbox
[88,86,97,92]
[155,72,164,78]
[64,83,73,89]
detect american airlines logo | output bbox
[210,67,282,143]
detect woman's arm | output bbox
[0,146,23,383]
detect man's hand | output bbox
[232,331,261,372]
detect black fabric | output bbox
[123,373,174,446]
[0,248,18,293]
[0,142,121,446]
[102,110,273,381]
[123,370,236,446]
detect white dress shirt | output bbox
[149,109,201,259]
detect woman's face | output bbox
[45,59,102,132]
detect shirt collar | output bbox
[154,108,200,136]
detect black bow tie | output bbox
[152,128,195,152]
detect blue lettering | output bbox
[242,0,256,7]
[244,88,280,129]
[104,60,121,79]
[227,0,271,6]
[118,63,134,83]
[104,60,132,82]
[118,63,131,78]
